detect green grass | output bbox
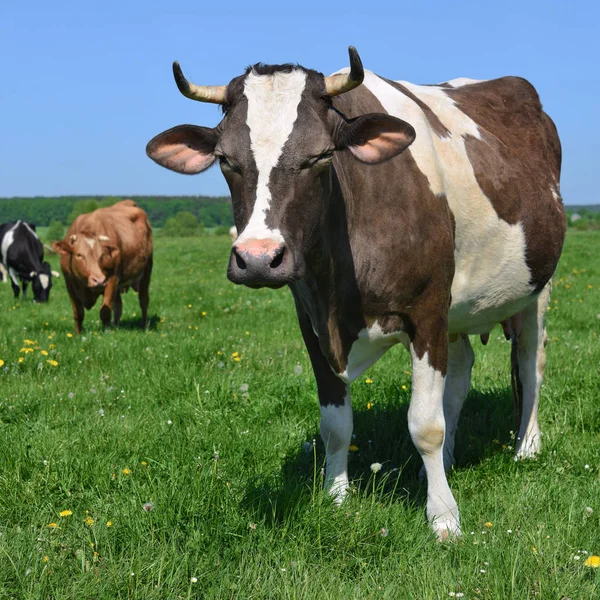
[0,231,599,599]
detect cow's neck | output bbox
[290,167,365,374]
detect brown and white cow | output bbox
[53,200,153,333]
[147,48,565,538]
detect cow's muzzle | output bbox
[227,238,298,288]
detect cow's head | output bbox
[29,261,53,302]
[53,234,118,289]
[147,47,415,288]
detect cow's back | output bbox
[333,71,565,335]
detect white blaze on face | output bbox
[237,69,307,244]
[85,237,96,248]
[39,274,50,290]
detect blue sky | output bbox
[1,0,598,204]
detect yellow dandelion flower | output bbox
[201,311,207,316]
[365,378,373,384]
[245,331,250,335]
[46,360,59,367]
[234,357,241,362]
[24,339,35,345]
[584,555,600,568]
[122,468,131,475]
[49,344,56,349]
[401,385,407,390]
[367,403,373,410]
[47,522,58,528]
[485,522,493,528]
[43,555,49,562]
[588,285,593,290]
[0,359,4,367]
[40,350,49,356]
[59,510,72,517]
[18,357,24,363]
[349,445,359,452]
[67,333,73,338]
[231,351,239,358]
[83,516,94,526]
[532,546,537,554]
[106,521,112,527]
[141,461,147,466]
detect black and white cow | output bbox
[147,48,566,538]
[0,221,55,302]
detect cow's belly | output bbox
[448,221,535,334]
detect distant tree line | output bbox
[565,207,600,231]
[0,196,234,229]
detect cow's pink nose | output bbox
[228,238,290,287]
[90,275,107,288]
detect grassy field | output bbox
[0,231,599,599]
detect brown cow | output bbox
[53,200,153,333]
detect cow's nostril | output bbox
[234,248,246,270]
[270,247,285,269]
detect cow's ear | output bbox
[146,125,219,174]
[334,113,416,164]
[52,241,72,256]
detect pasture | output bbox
[0,230,598,599]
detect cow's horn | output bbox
[30,271,37,278]
[324,46,364,97]
[173,62,227,104]
[70,234,77,244]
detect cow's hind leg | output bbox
[513,282,551,459]
[409,330,460,539]
[138,257,152,328]
[297,309,351,503]
[442,334,474,471]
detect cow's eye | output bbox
[217,153,240,173]
[303,151,334,169]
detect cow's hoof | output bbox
[432,517,461,541]
[515,431,541,460]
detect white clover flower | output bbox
[585,507,593,516]
[239,383,249,393]
[370,462,382,473]
[142,502,154,512]
[294,364,302,375]
[191,577,198,583]
[379,527,389,537]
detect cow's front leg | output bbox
[21,280,28,299]
[297,310,351,503]
[99,276,118,328]
[112,290,123,326]
[9,269,20,299]
[408,335,460,539]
